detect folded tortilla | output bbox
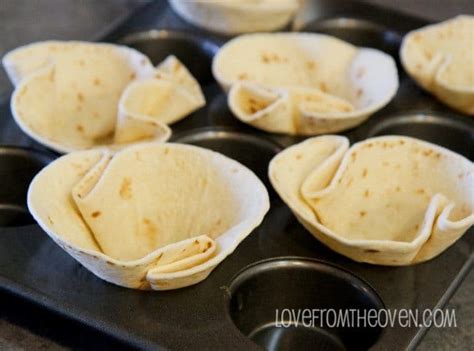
[401,15,474,115]
[28,143,269,290]
[269,135,473,265]
[3,41,206,152]
[169,0,299,35]
[213,33,398,135]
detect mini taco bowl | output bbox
[3,41,205,153]
[269,135,473,265]
[169,0,300,35]
[28,143,270,290]
[213,33,399,135]
[400,15,474,115]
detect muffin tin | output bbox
[0,0,472,350]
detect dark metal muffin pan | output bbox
[0,0,472,350]
[227,257,384,351]
[0,147,53,227]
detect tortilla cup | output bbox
[213,33,398,135]
[269,135,473,265]
[28,143,269,290]
[3,41,205,152]
[400,15,474,115]
[169,0,299,35]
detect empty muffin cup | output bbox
[173,127,282,190]
[301,18,401,59]
[119,30,220,84]
[226,257,384,351]
[0,147,53,226]
[366,114,473,160]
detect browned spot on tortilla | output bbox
[364,249,380,253]
[434,152,441,159]
[77,92,84,102]
[163,148,170,155]
[382,161,389,166]
[47,216,54,225]
[194,239,199,245]
[143,218,157,237]
[364,189,370,197]
[91,211,101,218]
[247,97,270,114]
[93,78,101,86]
[415,63,422,70]
[306,60,316,70]
[76,124,84,133]
[119,177,132,199]
[238,73,248,80]
[413,33,422,42]
[173,62,181,72]
[362,168,368,178]
[93,112,100,119]
[399,140,405,145]
[207,242,212,249]
[350,152,357,162]
[414,224,420,230]
[356,67,366,79]
[415,188,425,195]
[295,154,303,160]
[261,53,270,63]
[356,88,363,98]
[130,72,136,80]
[319,82,328,92]
[395,186,401,192]
[360,211,366,217]
[424,50,433,60]
[347,177,353,186]
[156,252,163,262]
[422,149,433,157]
[78,59,85,66]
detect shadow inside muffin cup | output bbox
[301,17,402,60]
[0,147,54,227]
[118,30,220,85]
[225,257,385,351]
[365,114,474,160]
[172,127,282,194]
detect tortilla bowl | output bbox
[212,33,398,135]
[169,0,299,35]
[269,135,473,265]
[28,143,269,290]
[400,15,474,115]
[3,41,205,153]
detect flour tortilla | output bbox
[169,0,299,35]
[28,143,269,290]
[213,33,398,135]
[269,135,473,265]
[3,41,205,152]
[400,15,474,115]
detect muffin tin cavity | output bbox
[0,147,53,226]
[301,18,402,59]
[119,30,220,84]
[226,257,384,351]
[366,114,474,160]
[173,127,281,189]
